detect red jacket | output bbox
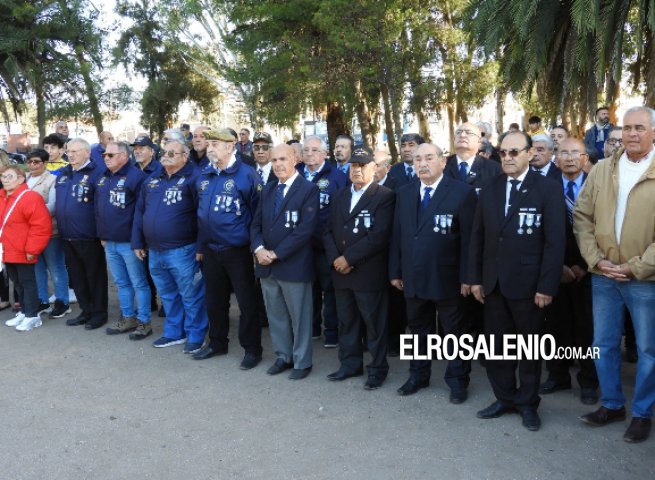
[0,183,52,264]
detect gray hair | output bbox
[68,138,90,151]
[624,106,655,128]
[531,133,554,151]
[164,138,190,154]
[163,129,187,145]
[476,121,492,136]
[373,149,392,165]
[304,135,328,153]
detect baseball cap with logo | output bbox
[348,144,374,164]
[253,132,273,144]
[131,135,155,148]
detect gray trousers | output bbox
[260,275,313,369]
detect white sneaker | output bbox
[5,312,25,327]
[15,316,42,332]
[68,289,77,304]
[49,294,56,304]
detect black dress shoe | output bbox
[476,401,516,419]
[327,368,363,381]
[539,379,572,394]
[580,388,599,405]
[624,417,651,443]
[397,378,429,396]
[449,388,468,404]
[289,366,312,380]
[66,312,90,326]
[364,375,384,390]
[267,358,293,375]
[192,346,228,360]
[580,406,626,426]
[84,318,107,330]
[239,353,262,370]
[520,408,541,431]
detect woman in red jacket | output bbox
[1,166,52,331]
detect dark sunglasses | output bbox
[102,152,124,159]
[499,147,529,159]
[26,159,44,164]
[161,150,183,158]
[253,145,271,152]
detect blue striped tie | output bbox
[565,181,576,224]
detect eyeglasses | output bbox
[102,152,125,159]
[606,138,623,145]
[253,144,271,152]
[161,150,184,158]
[557,151,586,159]
[499,147,529,158]
[455,129,480,137]
[26,159,44,164]
[1,174,22,181]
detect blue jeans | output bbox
[35,236,69,304]
[105,241,152,323]
[592,274,655,418]
[149,244,208,344]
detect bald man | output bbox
[90,131,115,164]
[251,144,320,380]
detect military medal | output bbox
[363,214,371,230]
[440,215,448,234]
[446,214,453,233]
[535,214,542,228]
[433,215,440,232]
[291,211,298,227]
[517,212,526,234]
[526,213,535,234]
[225,196,233,211]
[234,198,242,216]
[285,211,291,228]
[353,217,359,234]
[214,194,220,211]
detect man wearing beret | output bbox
[192,128,263,370]
[323,145,395,389]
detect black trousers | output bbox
[545,276,598,389]
[335,288,389,377]
[387,285,407,351]
[5,263,39,317]
[63,240,108,322]
[312,250,338,342]
[484,288,545,408]
[405,296,471,390]
[203,246,262,355]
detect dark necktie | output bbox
[273,183,285,218]
[459,162,468,182]
[507,179,520,214]
[421,186,433,210]
[258,168,264,181]
[565,180,576,224]
[406,165,413,181]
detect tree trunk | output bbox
[380,83,399,163]
[495,87,505,136]
[389,84,403,141]
[74,45,104,136]
[417,109,431,142]
[34,78,46,143]
[446,103,455,153]
[354,79,375,147]
[644,27,655,108]
[326,101,348,159]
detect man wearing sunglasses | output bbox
[470,131,566,432]
[252,132,277,184]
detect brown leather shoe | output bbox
[579,406,626,426]
[623,417,651,443]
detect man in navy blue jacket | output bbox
[389,143,477,402]
[55,138,108,329]
[132,139,208,353]
[297,135,348,346]
[193,128,263,370]
[95,141,151,340]
[251,144,319,380]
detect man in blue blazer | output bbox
[389,142,477,402]
[251,144,319,380]
[387,133,424,187]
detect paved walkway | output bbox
[0,297,652,480]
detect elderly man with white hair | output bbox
[54,138,109,329]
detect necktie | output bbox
[565,180,576,224]
[507,179,520,214]
[459,162,469,182]
[273,183,285,218]
[421,186,433,210]
[257,168,264,180]
[406,165,413,181]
